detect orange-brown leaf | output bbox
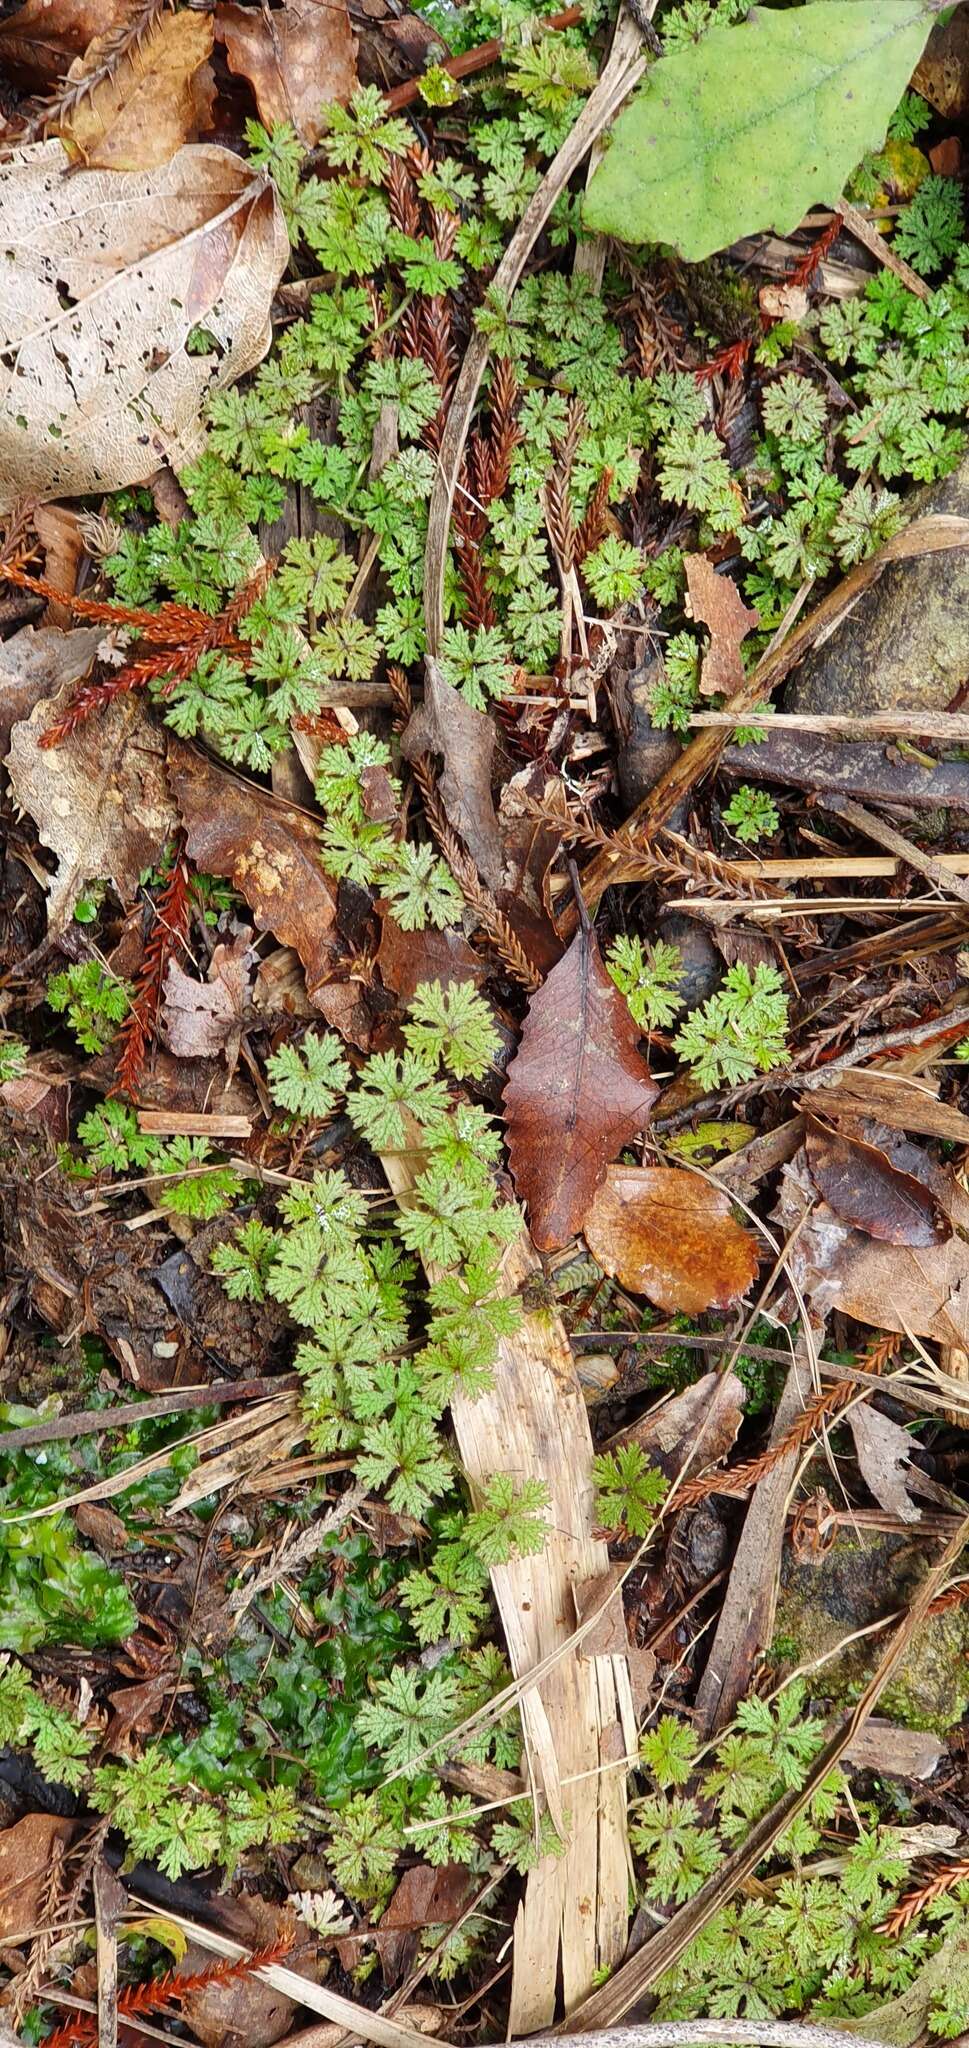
[503,924,659,1251]
[57,9,216,170]
[684,552,759,698]
[583,1165,759,1314]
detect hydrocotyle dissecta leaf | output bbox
[584,1,936,262]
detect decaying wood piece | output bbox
[382,1149,635,2028]
[692,1359,805,1737]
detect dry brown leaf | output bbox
[6,687,175,931]
[758,281,809,323]
[169,742,340,1003]
[805,1117,950,1247]
[848,1403,922,1525]
[800,1067,969,1144]
[842,1720,945,1779]
[0,0,124,86]
[0,141,287,510]
[496,764,565,974]
[0,1813,75,1938]
[377,916,485,1001]
[162,933,253,1074]
[684,552,759,698]
[0,622,103,754]
[503,923,659,1251]
[57,8,216,170]
[178,1900,304,2048]
[34,504,84,621]
[777,1146,969,1348]
[400,658,503,887]
[914,9,969,116]
[619,1369,745,1478]
[584,1166,759,1314]
[218,0,356,147]
[369,1864,472,1984]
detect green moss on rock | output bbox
[774,1531,969,1737]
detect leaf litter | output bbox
[4,3,969,2045]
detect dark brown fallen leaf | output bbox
[0,1813,75,1939]
[805,1117,949,1247]
[503,923,659,1251]
[75,1499,128,1554]
[178,1900,306,2048]
[684,552,759,699]
[377,915,485,1001]
[400,658,503,888]
[496,764,564,974]
[0,1061,73,1143]
[0,0,125,86]
[583,1166,759,1314]
[368,1863,472,1986]
[914,7,969,116]
[848,1403,922,1525]
[6,687,176,932]
[84,1043,259,1122]
[218,0,356,148]
[169,742,340,1003]
[57,8,216,169]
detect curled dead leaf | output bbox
[0,141,287,509]
[583,1165,760,1314]
[848,1403,923,1525]
[805,1116,950,1247]
[0,622,104,754]
[776,1145,969,1349]
[400,659,503,888]
[503,922,659,1251]
[162,933,253,1076]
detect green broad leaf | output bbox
[584,2,936,262]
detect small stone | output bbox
[658,911,722,1010]
[788,452,969,717]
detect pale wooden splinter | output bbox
[383,1148,635,2031]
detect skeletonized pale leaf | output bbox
[584,2,935,261]
[0,141,288,510]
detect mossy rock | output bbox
[787,450,969,715]
[774,1531,969,1737]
